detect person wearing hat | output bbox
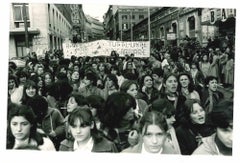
[192,99,233,155]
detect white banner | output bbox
[62,40,150,58]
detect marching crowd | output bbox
[7,38,234,155]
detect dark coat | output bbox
[175,123,215,155]
[59,137,118,152]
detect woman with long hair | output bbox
[7,103,55,150]
[100,92,137,152]
[122,111,175,154]
[59,108,118,152]
[175,99,215,155]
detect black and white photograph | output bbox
[1,0,239,162]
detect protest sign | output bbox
[62,40,150,58]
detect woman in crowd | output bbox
[175,99,215,155]
[151,98,181,154]
[208,49,220,80]
[189,62,205,98]
[100,92,137,152]
[103,73,119,98]
[177,72,200,100]
[43,71,54,88]
[21,79,38,105]
[78,71,107,100]
[158,73,186,127]
[201,76,224,118]
[193,99,233,155]
[7,103,56,150]
[86,95,105,130]
[28,95,65,151]
[64,93,88,137]
[59,108,118,152]
[69,70,81,93]
[199,53,211,79]
[110,64,125,87]
[120,79,148,119]
[96,62,108,88]
[137,74,159,104]
[8,74,23,105]
[122,111,175,154]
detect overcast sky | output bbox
[82,4,110,22]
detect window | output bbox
[172,23,177,33]
[122,15,128,20]
[13,3,30,28]
[139,15,144,19]
[160,27,164,38]
[132,15,135,20]
[188,16,195,30]
[122,23,128,30]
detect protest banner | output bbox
[62,40,150,58]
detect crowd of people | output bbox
[7,38,234,155]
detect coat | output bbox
[59,137,118,152]
[192,133,221,155]
[41,107,65,137]
[175,123,215,155]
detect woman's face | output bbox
[69,118,91,143]
[143,124,167,153]
[67,97,78,113]
[8,79,16,89]
[190,103,205,124]
[37,67,44,76]
[143,76,153,88]
[10,116,31,141]
[127,84,138,98]
[216,125,232,148]
[208,79,218,92]
[111,69,117,75]
[166,115,176,129]
[164,75,178,93]
[83,76,92,87]
[71,71,80,81]
[92,63,98,70]
[26,86,36,97]
[98,64,105,72]
[106,77,114,88]
[38,77,43,88]
[179,75,190,88]
[203,55,208,61]
[44,74,52,86]
[73,66,80,72]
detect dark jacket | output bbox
[59,137,118,152]
[176,122,215,155]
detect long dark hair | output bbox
[100,92,136,129]
[67,108,103,143]
[177,72,195,93]
[7,103,44,149]
[21,80,38,105]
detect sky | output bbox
[82,4,110,22]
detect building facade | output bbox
[104,5,160,41]
[122,7,235,48]
[104,6,236,47]
[9,3,72,58]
